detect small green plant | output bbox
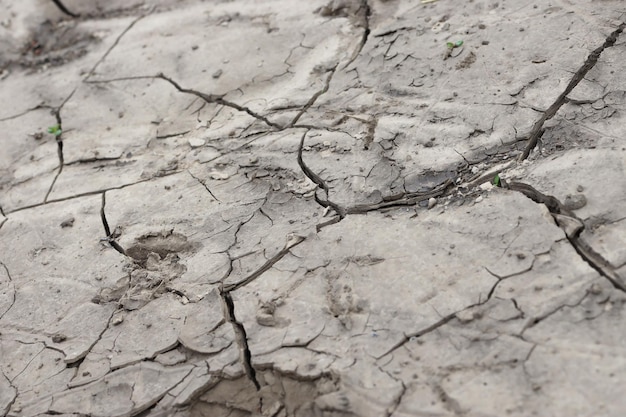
[47,124,62,137]
[492,174,502,187]
[446,40,464,49]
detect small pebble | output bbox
[209,170,230,180]
[428,197,437,209]
[188,138,205,148]
[475,196,483,203]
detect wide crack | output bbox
[218,289,261,394]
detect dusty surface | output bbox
[1,0,626,416]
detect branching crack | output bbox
[519,21,626,160]
[88,73,282,130]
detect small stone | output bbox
[563,194,587,210]
[475,196,483,203]
[209,170,230,180]
[589,283,603,295]
[576,185,584,192]
[60,217,75,228]
[427,197,437,209]
[112,315,124,325]
[188,138,206,148]
[51,333,67,343]
[212,69,223,79]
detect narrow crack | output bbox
[50,0,80,17]
[0,262,16,321]
[43,89,76,203]
[222,234,305,292]
[346,178,453,214]
[5,171,172,215]
[287,67,336,127]
[84,11,151,81]
[521,290,590,335]
[380,367,406,417]
[342,0,371,69]
[187,170,220,202]
[100,192,126,255]
[88,74,282,130]
[519,21,626,160]
[218,289,261,391]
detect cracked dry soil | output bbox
[2,0,626,416]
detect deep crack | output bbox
[100,192,126,255]
[519,21,626,160]
[297,130,346,229]
[219,289,261,391]
[50,0,80,17]
[503,181,626,291]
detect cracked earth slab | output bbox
[2,0,626,416]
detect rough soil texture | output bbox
[1,0,626,416]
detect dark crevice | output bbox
[43,89,75,203]
[219,289,261,392]
[503,181,626,292]
[50,0,80,17]
[297,130,346,230]
[100,192,126,256]
[519,21,626,160]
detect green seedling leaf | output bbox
[492,174,501,187]
[446,42,454,49]
[455,40,464,47]
[47,124,62,136]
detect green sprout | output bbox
[47,124,62,137]
[446,40,464,49]
[492,174,501,187]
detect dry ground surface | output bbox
[1,0,626,416]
